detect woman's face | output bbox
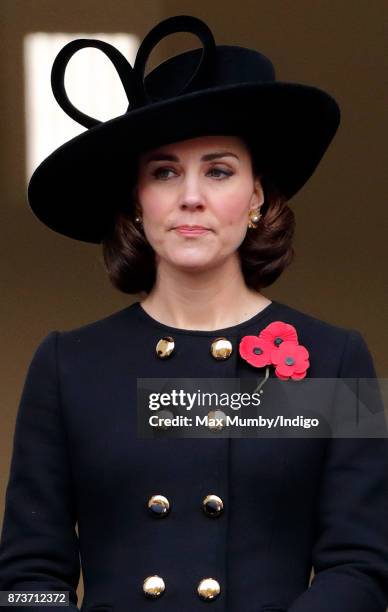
[135,134,264,271]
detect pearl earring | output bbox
[248,208,262,229]
[134,200,143,225]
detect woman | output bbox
[0,14,387,612]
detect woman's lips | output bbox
[173,226,211,236]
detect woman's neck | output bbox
[138,258,272,331]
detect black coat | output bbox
[1,299,387,612]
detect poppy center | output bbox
[274,337,283,346]
[253,347,263,355]
[285,356,295,366]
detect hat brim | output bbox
[27,81,340,243]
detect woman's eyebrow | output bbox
[143,151,240,163]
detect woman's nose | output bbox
[178,178,206,210]
[179,197,205,211]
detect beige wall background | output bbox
[1,0,387,603]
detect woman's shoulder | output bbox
[53,303,137,353]
[270,299,355,341]
[272,300,375,378]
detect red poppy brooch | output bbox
[239,321,310,381]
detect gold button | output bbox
[202,494,224,517]
[156,336,175,358]
[210,337,232,360]
[147,494,170,517]
[143,575,165,598]
[197,577,221,600]
[207,409,227,431]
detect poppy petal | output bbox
[291,370,307,380]
[259,321,298,345]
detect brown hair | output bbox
[101,142,295,294]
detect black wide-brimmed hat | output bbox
[27,14,341,244]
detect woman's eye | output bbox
[208,167,233,179]
[152,167,175,180]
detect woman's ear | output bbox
[250,175,265,211]
[132,186,141,212]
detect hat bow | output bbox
[51,15,217,128]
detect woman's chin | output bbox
[166,252,220,271]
